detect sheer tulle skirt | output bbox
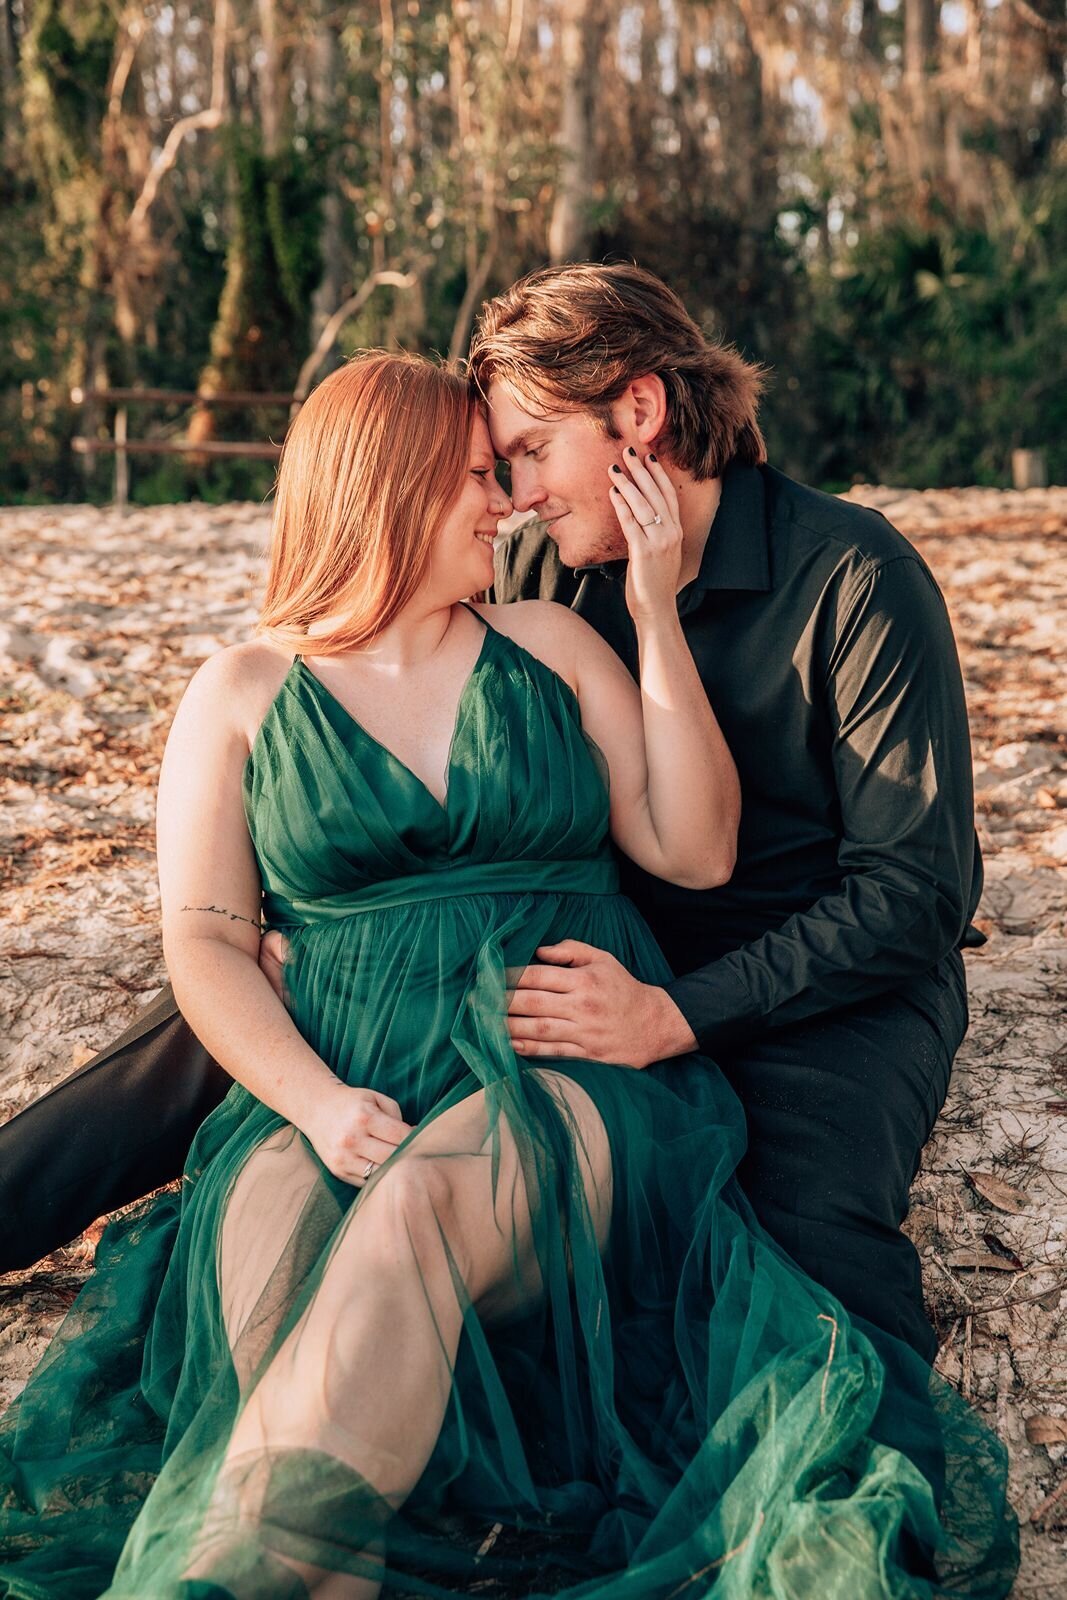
[0,888,1017,1598]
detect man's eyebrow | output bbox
[498,430,542,459]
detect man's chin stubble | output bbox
[556,528,628,571]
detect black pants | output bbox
[0,959,964,1363]
[717,954,965,1364]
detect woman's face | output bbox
[422,413,513,604]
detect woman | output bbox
[0,353,1014,1598]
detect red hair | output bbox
[257,351,476,656]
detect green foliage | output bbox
[266,157,327,318]
[793,190,1067,486]
[23,0,117,203]
[129,455,275,506]
[203,132,323,396]
[0,156,81,499]
[2,4,1065,500]
[32,0,116,157]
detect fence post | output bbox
[113,405,129,510]
[1011,449,1047,490]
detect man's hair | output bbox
[468,262,767,480]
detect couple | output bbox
[0,264,1016,1597]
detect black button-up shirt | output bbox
[493,462,982,1052]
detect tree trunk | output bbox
[858,0,880,59]
[904,0,938,81]
[548,0,604,264]
[377,0,394,265]
[256,0,281,158]
[309,12,345,358]
[0,0,20,163]
[730,5,775,292]
[902,0,943,210]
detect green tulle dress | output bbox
[0,609,1016,1599]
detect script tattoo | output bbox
[180,903,262,929]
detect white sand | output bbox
[1,490,1065,1593]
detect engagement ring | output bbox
[362,1160,377,1180]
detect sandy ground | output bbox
[0,490,1065,1594]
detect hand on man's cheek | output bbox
[506,941,698,1070]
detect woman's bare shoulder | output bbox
[179,638,294,751]
[471,599,595,693]
[182,638,290,697]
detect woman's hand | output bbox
[302,1080,415,1186]
[608,449,684,624]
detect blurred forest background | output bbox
[1,0,1064,505]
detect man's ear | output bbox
[626,374,668,444]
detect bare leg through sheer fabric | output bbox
[185,1070,614,1597]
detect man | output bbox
[0,264,980,1367]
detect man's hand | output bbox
[506,940,698,1069]
[259,929,291,1007]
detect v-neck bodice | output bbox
[242,615,615,931]
[291,609,492,814]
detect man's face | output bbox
[487,383,629,570]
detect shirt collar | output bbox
[686,461,772,597]
[572,461,773,593]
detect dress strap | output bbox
[460,599,495,632]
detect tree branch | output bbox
[1008,0,1067,41]
[448,238,497,364]
[505,0,525,62]
[127,0,230,235]
[106,11,146,123]
[291,269,422,413]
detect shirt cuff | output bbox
[664,959,760,1054]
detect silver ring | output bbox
[362,1159,376,1180]
[640,514,663,527]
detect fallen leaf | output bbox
[981,1231,1025,1270]
[70,1042,97,1070]
[1045,1101,1067,1115]
[945,1250,1020,1272]
[962,1171,1031,1215]
[1034,787,1060,809]
[1026,1416,1067,1447]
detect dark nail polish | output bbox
[611,463,621,472]
[626,446,637,456]
[649,453,657,462]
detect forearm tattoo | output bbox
[181,903,262,930]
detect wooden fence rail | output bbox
[71,386,300,508]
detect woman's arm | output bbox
[156,646,411,1180]
[500,458,739,890]
[581,611,738,891]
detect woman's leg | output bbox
[192,1070,613,1597]
[218,1123,346,1391]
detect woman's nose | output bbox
[489,485,513,516]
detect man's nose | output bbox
[510,468,547,515]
